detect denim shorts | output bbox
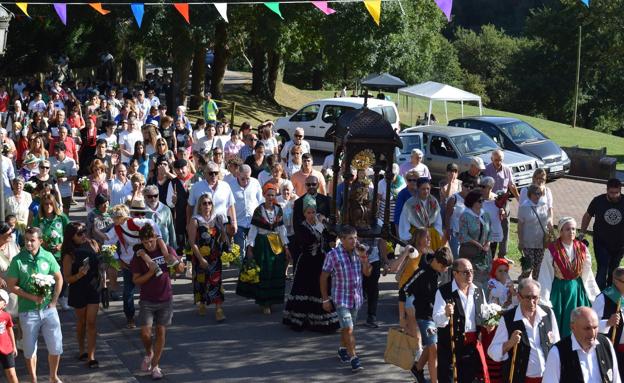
[19,307,63,359]
[417,319,438,346]
[138,300,173,327]
[335,306,359,329]
[405,295,415,310]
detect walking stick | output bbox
[612,299,621,344]
[508,341,519,383]
[448,301,458,383]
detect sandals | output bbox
[88,359,99,369]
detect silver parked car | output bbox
[397,125,539,187]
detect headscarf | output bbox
[302,194,316,211]
[262,182,278,195]
[489,257,509,280]
[558,216,576,232]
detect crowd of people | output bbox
[0,77,623,383]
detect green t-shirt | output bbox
[32,214,70,260]
[7,247,60,313]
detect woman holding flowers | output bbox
[85,159,109,212]
[187,193,228,322]
[241,183,291,315]
[62,222,101,368]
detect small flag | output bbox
[434,0,452,21]
[173,3,190,23]
[16,3,30,17]
[53,3,67,25]
[131,3,144,28]
[312,1,336,15]
[214,3,228,22]
[580,0,590,6]
[264,2,284,19]
[89,3,111,15]
[364,0,381,25]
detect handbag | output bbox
[383,328,420,370]
[531,206,556,248]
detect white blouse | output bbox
[247,205,289,247]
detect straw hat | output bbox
[23,154,40,165]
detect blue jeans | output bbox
[595,239,624,290]
[19,307,63,359]
[234,227,250,262]
[122,268,136,320]
[449,232,460,259]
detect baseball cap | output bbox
[0,289,9,305]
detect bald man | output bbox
[433,259,488,383]
[543,307,621,383]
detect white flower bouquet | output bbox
[55,169,66,178]
[24,180,37,193]
[481,302,503,327]
[78,176,91,192]
[30,273,55,307]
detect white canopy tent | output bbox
[398,81,483,125]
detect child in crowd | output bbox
[487,258,516,309]
[0,290,18,383]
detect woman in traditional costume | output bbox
[538,216,600,338]
[242,183,291,314]
[398,177,445,250]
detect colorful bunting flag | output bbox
[434,0,452,21]
[53,3,67,25]
[16,3,30,17]
[312,1,336,15]
[131,3,144,27]
[580,0,590,6]
[173,3,190,23]
[264,2,283,19]
[214,3,229,23]
[89,3,111,15]
[364,0,381,25]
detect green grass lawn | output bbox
[189,81,624,170]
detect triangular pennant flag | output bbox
[580,0,590,6]
[53,3,67,25]
[264,3,284,19]
[16,3,30,17]
[312,1,336,15]
[131,3,144,28]
[434,0,453,21]
[173,3,190,23]
[89,3,111,15]
[214,3,228,23]
[364,0,381,25]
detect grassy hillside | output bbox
[199,81,624,170]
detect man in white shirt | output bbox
[187,162,237,237]
[108,164,133,206]
[226,164,263,254]
[488,278,560,383]
[280,127,311,164]
[146,89,160,108]
[432,258,488,383]
[543,306,621,383]
[592,267,624,380]
[136,90,152,122]
[399,148,431,178]
[27,92,46,115]
[119,117,144,163]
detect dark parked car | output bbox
[449,116,571,178]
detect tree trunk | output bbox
[267,49,281,101]
[136,56,145,83]
[190,44,206,110]
[211,21,229,101]
[250,43,269,97]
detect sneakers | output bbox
[338,347,350,363]
[59,297,70,311]
[151,366,163,380]
[126,318,136,329]
[350,356,364,372]
[141,354,153,372]
[410,364,426,383]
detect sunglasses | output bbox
[407,179,418,183]
[306,183,318,187]
[158,143,166,146]
[146,194,159,199]
[294,135,303,138]
[207,171,219,176]
[40,166,50,169]
[201,201,213,206]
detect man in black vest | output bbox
[593,267,624,379]
[544,306,621,382]
[433,258,488,383]
[488,278,560,383]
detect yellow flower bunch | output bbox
[385,241,395,256]
[220,243,241,267]
[199,246,211,257]
[239,259,260,284]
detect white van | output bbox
[274,97,400,152]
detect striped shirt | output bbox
[322,244,363,309]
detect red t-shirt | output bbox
[130,246,176,303]
[0,92,9,113]
[0,311,14,355]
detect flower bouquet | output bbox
[24,181,37,193]
[221,243,241,267]
[55,169,66,179]
[42,231,62,253]
[239,259,260,284]
[101,244,121,271]
[481,302,503,327]
[78,176,91,192]
[30,273,55,308]
[111,142,120,152]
